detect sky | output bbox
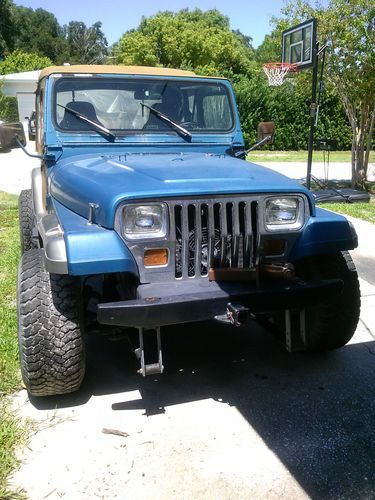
[13,0,286,48]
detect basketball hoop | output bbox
[263,62,298,86]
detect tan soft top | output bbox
[38,65,224,81]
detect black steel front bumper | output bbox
[97,278,343,329]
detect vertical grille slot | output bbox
[174,205,182,278]
[188,205,196,277]
[251,201,259,268]
[238,202,246,268]
[172,198,258,279]
[201,204,209,275]
[219,202,227,267]
[226,203,233,266]
[243,201,252,268]
[194,203,202,277]
[231,202,240,267]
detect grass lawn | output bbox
[0,191,27,497]
[248,150,374,163]
[320,201,375,224]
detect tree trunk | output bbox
[364,106,375,175]
[334,82,373,189]
[351,135,357,188]
[352,132,368,189]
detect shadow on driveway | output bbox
[30,320,375,499]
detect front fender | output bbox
[289,207,358,261]
[53,199,139,277]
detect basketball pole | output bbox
[306,41,319,190]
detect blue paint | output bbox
[40,70,357,275]
[289,207,358,260]
[50,152,314,229]
[53,199,138,276]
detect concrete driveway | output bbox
[10,284,375,500]
[9,229,375,499]
[0,140,39,194]
[2,146,374,499]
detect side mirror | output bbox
[0,122,27,151]
[257,121,275,144]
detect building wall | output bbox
[2,80,37,97]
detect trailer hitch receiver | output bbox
[226,303,251,327]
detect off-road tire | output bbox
[295,251,360,351]
[19,189,37,253]
[17,249,85,396]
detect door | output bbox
[16,92,36,122]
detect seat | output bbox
[59,101,103,131]
[143,86,183,131]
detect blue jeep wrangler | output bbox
[16,65,360,396]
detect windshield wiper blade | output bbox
[57,104,116,143]
[141,103,192,142]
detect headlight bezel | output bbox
[264,195,306,232]
[120,202,169,241]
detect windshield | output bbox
[54,77,234,135]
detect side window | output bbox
[36,80,45,152]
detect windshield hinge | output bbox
[45,144,63,162]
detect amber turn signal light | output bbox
[144,248,168,267]
[263,239,285,256]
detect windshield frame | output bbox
[52,75,236,138]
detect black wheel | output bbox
[28,132,35,141]
[17,249,85,396]
[18,189,37,253]
[295,251,360,351]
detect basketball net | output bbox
[263,63,298,86]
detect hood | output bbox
[50,152,312,228]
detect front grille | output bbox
[170,199,258,279]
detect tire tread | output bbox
[19,189,37,253]
[18,249,85,396]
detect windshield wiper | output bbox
[141,103,192,142]
[57,104,116,143]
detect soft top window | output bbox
[54,77,234,134]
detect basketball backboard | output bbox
[282,18,317,69]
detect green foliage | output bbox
[0,191,21,395]
[0,191,27,497]
[66,21,108,64]
[233,70,351,150]
[116,9,255,76]
[0,49,52,74]
[321,202,375,224]
[276,0,375,185]
[0,83,18,121]
[0,1,107,65]
[11,6,68,63]
[255,18,290,64]
[0,0,14,58]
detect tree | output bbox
[115,9,255,76]
[0,82,18,121]
[66,21,108,64]
[11,5,68,63]
[0,0,14,58]
[0,49,52,74]
[277,0,375,188]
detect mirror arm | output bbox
[246,135,273,154]
[15,136,44,159]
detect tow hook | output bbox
[226,303,251,327]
